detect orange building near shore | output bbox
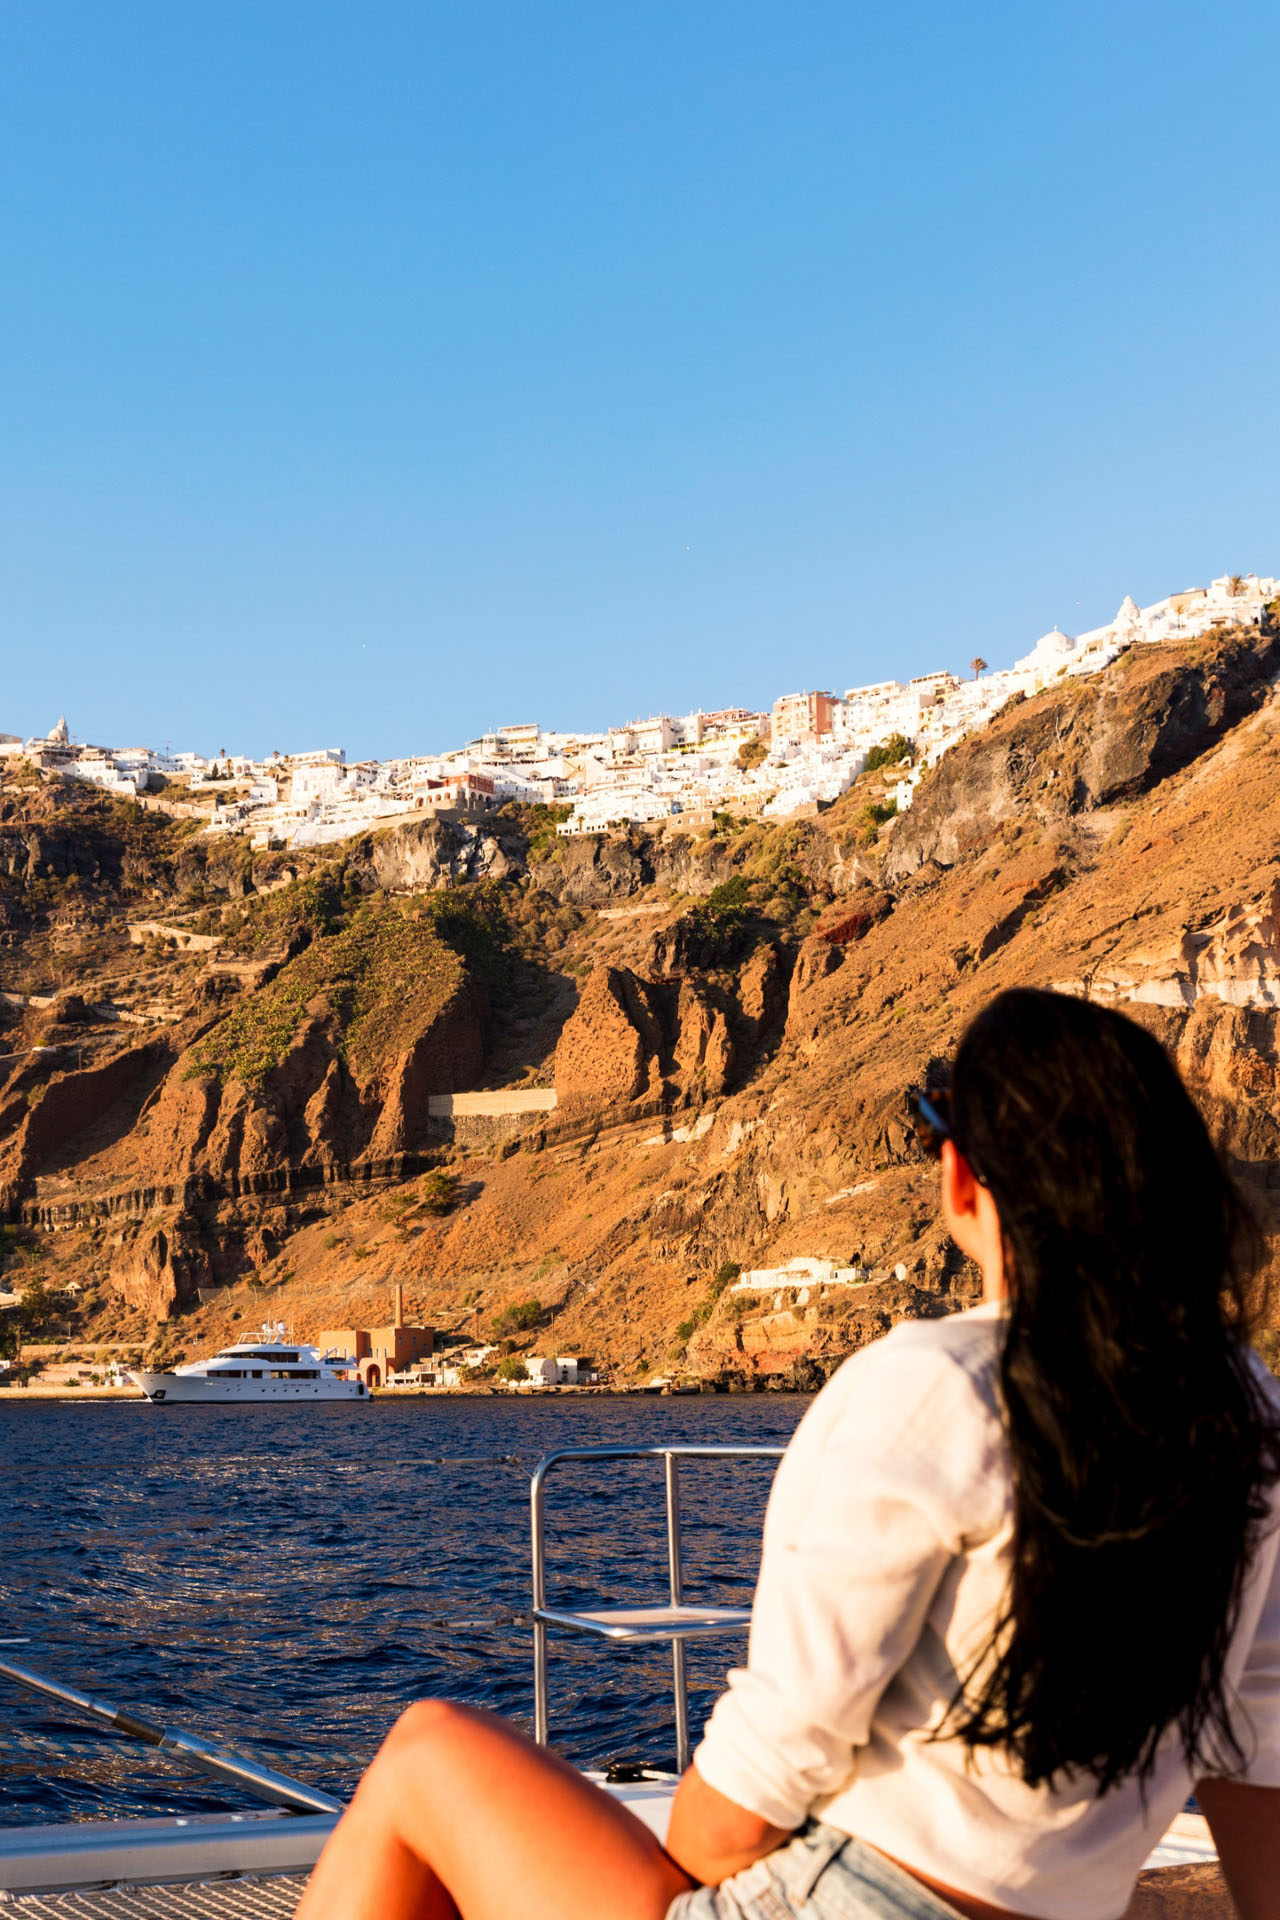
[317,1286,434,1389]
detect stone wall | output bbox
[425,1086,558,1146]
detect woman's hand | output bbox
[664,1762,793,1887]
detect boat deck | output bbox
[0,1878,305,1917]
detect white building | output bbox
[730,1256,873,1305]
[286,747,346,769]
[65,755,147,797]
[496,723,542,758]
[610,714,678,759]
[834,681,931,750]
[521,1354,594,1385]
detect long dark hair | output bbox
[945,988,1280,1791]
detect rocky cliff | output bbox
[6,617,1280,1379]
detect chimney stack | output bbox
[394,1283,404,1329]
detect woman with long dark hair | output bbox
[297,988,1280,1920]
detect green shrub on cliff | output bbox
[491,1296,542,1336]
[523,803,574,858]
[18,1278,54,1337]
[853,799,898,846]
[864,733,910,773]
[673,1261,741,1346]
[683,877,755,964]
[706,875,751,911]
[230,868,346,956]
[413,885,510,985]
[418,1170,458,1215]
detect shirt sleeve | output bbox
[692,1338,996,1830]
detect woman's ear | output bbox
[941,1138,980,1221]
[940,1138,1007,1301]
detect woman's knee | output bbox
[383,1697,475,1763]
[350,1700,478,1825]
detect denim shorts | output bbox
[665,1824,966,1920]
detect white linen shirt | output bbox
[692,1300,1280,1920]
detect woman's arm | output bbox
[664,1763,792,1886]
[687,1343,982,1842]
[1193,1777,1280,1920]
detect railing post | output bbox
[664,1452,691,1775]
[529,1444,783,1773]
[531,1462,550,1746]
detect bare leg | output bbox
[295,1699,697,1920]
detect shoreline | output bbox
[0,1382,771,1403]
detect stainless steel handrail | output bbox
[530,1443,784,1774]
[0,1652,342,1816]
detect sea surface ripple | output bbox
[0,1394,806,1824]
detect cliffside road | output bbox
[3,617,1280,1383]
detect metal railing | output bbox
[0,1644,341,1817]
[530,1444,784,1774]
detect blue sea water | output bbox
[0,1395,806,1824]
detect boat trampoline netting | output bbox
[0,1875,307,1919]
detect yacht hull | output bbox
[128,1372,367,1404]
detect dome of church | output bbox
[1017,626,1076,671]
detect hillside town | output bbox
[3,574,1274,848]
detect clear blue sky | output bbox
[3,1,1278,760]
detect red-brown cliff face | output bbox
[5,618,1280,1382]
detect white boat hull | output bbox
[128,1371,367,1404]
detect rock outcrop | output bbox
[0,1041,173,1211]
[553,967,667,1109]
[110,1216,216,1318]
[351,816,521,892]
[886,619,1280,879]
[368,980,489,1156]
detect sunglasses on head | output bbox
[905,1085,953,1157]
[905,1084,988,1186]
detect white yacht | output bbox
[128,1334,367,1404]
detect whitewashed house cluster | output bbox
[5,574,1275,847]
